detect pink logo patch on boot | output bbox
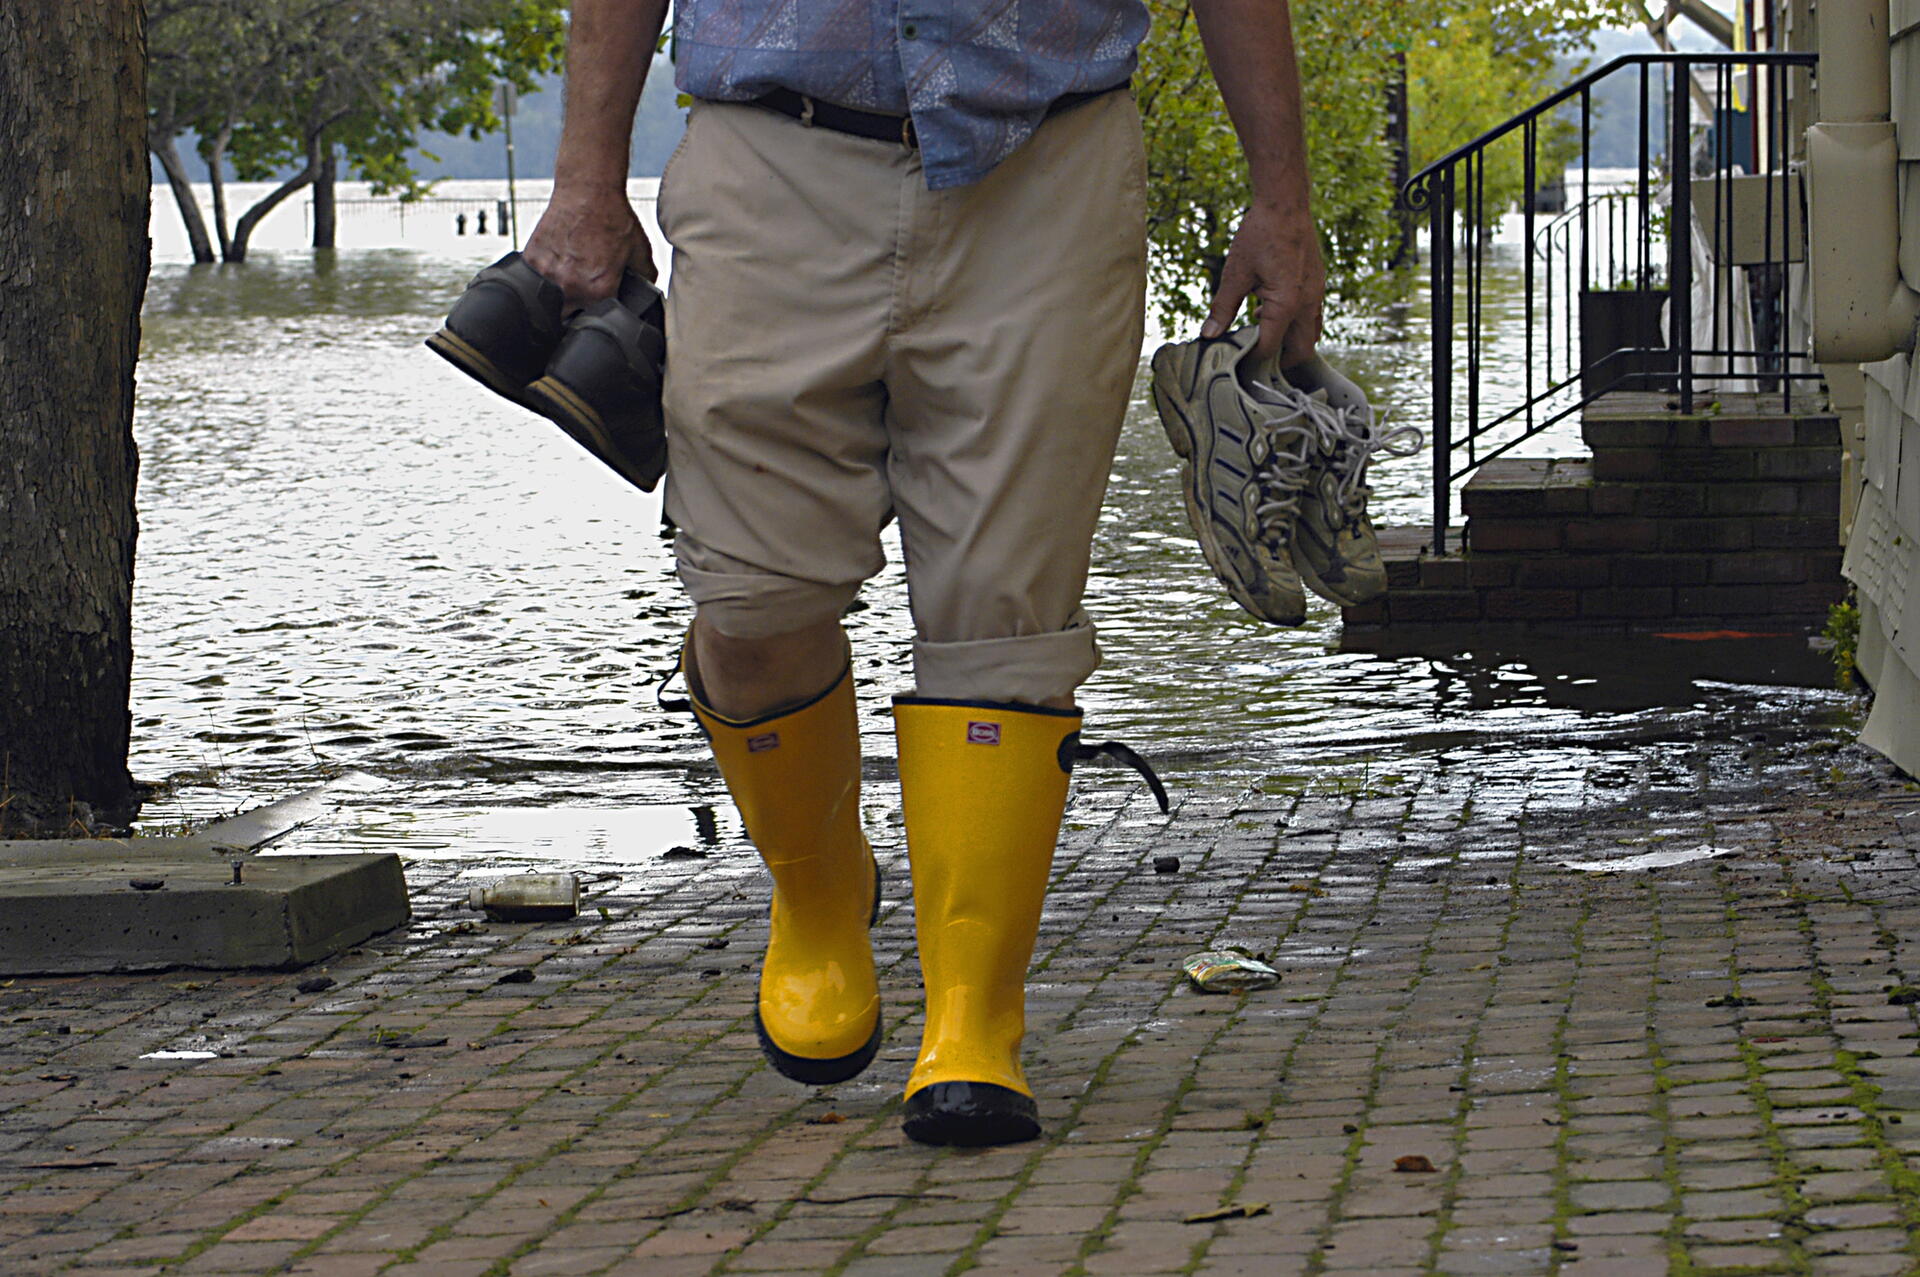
[747,732,780,753]
[966,722,1001,745]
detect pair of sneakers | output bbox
[426,252,669,492]
[1150,326,1422,624]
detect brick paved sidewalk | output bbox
[5,720,1920,1276]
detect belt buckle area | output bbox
[901,115,917,148]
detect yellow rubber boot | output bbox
[691,664,882,1085]
[893,696,1081,1146]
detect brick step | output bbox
[1583,414,1840,451]
[1461,457,1839,554]
[1582,413,1841,483]
[1350,526,1844,629]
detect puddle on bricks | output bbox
[127,238,1862,864]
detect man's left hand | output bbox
[1200,198,1326,367]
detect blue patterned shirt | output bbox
[672,0,1149,189]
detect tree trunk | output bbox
[204,125,233,261]
[312,141,337,250]
[228,159,317,264]
[0,0,147,834]
[149,130,214,264]
[228,128,324,264]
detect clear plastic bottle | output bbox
[468,873,580,921]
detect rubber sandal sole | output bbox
[425,328,528,402]
[521,374,661,493]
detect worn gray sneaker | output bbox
[1150,327,1319,625]
[1276,356,1423,607]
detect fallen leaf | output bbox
[806,1112,847,1125]
[296,977,335,995]
[1394,1155,1438,1173]
[495,969,535,985]
[1184,1202,1270,1224]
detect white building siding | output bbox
[1836,16,1920,774]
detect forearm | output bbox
[553,0,670,193]
[1189,0,1312,211]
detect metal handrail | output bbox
[1404,51,1820,554]
[1406,52,1814,199]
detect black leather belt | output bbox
[746,82,1126,149]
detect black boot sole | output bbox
[901,1081,1041,1147]
[756,856,885,1086]
[756,1005,883,1086]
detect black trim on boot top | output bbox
[901,1082,1041,1147]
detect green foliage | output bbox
[1139,0,1404,330]
[1138,0,1636,334]
[147,0,566,257]
[1406,0,1633,229]
[1825,595,1862,691]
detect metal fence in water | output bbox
[1403,52,1821,553]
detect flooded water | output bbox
[130,183,1857,864]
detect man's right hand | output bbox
[523,186,658,313]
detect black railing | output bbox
[1404,52,1820,553]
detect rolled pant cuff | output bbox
[911,617,1100,706]
[676,559,861,639]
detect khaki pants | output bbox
[658,90,1147,704]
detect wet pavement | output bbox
[5,705,1920,1275]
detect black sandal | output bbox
[523,272,669,493]
[425,251,566,398]
[427,254,669,493]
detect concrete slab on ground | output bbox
[0,847,409,975]
[0,775,406,975]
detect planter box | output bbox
[1580,288,1676,396]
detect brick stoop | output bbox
[1345,406,1845,631]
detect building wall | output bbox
[1841,5,1920,773]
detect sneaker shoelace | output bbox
[1306,398,1424,522]
[1240,383,1323,548]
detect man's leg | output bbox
[658,102,907,1083]
[690,613,846,721]
[884,91,1151,1145]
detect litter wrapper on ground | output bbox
[1181,948,1281,993]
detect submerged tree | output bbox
[0,0,149,833]
[147,0,564,263]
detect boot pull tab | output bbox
[1062,735,1171,814]
[653,661,693,716]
